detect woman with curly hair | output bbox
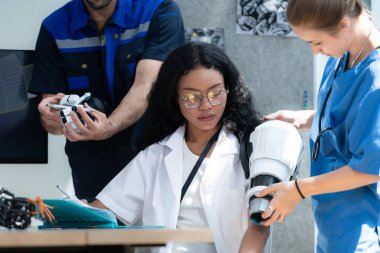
[90,42,269,253]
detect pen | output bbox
[56,185,71,199]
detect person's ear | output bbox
[338,16,351,32]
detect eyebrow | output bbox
[182,83,224,92]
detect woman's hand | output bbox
[264,110,315,129]
[255,181,304,226]
[86,199,109,210]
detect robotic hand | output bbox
[46,92,107,133]
[240,120,304,225]
[59,92,93,133]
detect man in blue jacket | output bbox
[29,0,185,200]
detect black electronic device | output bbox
[0,50,48,164]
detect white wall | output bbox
[0,0,73,198]
[312,55,328,108]
[373,0,380,27]
[0,0,69,50]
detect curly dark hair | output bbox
[139,42,262,149]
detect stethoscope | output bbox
[311,56,344,161]
[312,45,380,161]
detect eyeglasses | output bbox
[312,56,343,161]
[178,87,229,109]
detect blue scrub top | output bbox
[310,47,380,253]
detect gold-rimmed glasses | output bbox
[178,87,229,109]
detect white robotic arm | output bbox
[241,120,304,224]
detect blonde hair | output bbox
[287,0,367,33]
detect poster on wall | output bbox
[185,28,225,50]
[236,0,293,37]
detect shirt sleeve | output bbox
[348,88,380,176]
[141,0,185,61]
[29,24,68,95]
[96,149,151,224]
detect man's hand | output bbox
[62,103,114,142]
[38,93,66,135]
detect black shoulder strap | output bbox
[181,128,222,202]
[240,130,252,179]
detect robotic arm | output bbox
[240,120,304,224]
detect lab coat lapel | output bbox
[202,128,239,190]
[201,128,241,251]
[160,127,186,205]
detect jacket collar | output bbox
[159,126,186,210]
[70,0,90,34]
[159,125,239,156]
[159,125,186,151]
[70,0,129,35]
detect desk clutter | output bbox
[0,187,166,230]
[0,187,35,229]
[0,187,116,230]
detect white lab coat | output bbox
[97,126,259,253]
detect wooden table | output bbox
[0,228,213,252]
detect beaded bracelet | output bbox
[295,179,305,199]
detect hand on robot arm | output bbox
[62,103,111,142]
[38,93,66,135]
[242,120,304,227]
[257,165,380,227]
[256,181,303,227]
[264,110,316,129]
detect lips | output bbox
[198,114,216,121]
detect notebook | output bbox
[37,198,166,230]
[37,199,118,229]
